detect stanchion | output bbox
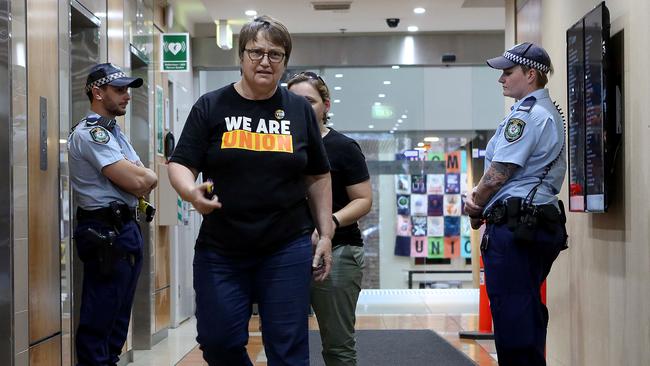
[459,255,494,340]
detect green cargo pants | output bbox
[311,244,365,366]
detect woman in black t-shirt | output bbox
[168,16,334,366]
[288,72,372,366]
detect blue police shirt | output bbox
[68,113,141,210]
[484,88,566,211]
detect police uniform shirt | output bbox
[68,113,141,210]
[170,84,330,257]
[484,88,566,211]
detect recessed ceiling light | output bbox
[397,119,403,123]
[334,86,342,90]
[414,7,426,14]
[368,124,375,129]
[378,94,385,98]
[392,65,400,69]
[245,10,257,16]
[407,26,419,32]
[334,99,341,103]
[424,136,440,142]
[280,82,288,87]
[389,130,395,134]
[374,102,381,106]
[392,127,398,131]
[383,80,391,85]
[401,114,408,119]
[335,74,343,78]
[417,142,425,147]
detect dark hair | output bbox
[287,72,330,123]
[238,15,292,66]
[520,63,553,88]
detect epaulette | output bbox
[516,96,537,113]
[85,114,116,131]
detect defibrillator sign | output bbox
[162,33,190,72]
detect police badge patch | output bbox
[89,127,110,144]
[504,118,526,142]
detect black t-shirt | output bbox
[323,128,370,247]
[170,84,330,256]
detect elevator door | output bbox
[69,4,100,365]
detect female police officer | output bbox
[464,43,568,366]
[68,63,158,365]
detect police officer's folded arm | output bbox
[473,161,519,206]
[102,159,158,197]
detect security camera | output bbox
[386,18,400,28]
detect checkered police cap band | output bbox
[85,72,128,93]
[503,51,551,74]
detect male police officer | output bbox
[464,43,568,366]
[68,63,157,366]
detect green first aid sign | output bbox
[162,33,190,72]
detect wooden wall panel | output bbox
[155,227,170,289]
[154,288,170,332]
[29,335,61,366]
[27,0,61,344]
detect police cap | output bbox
[85,63,143,93]
[486,42,552,74]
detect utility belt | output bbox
[75,202,137,276]
[483,197,567,246]
[77,202,137,228]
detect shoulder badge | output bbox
[89,127,110,144]
[504,118,526,142]
[516,96,537,113]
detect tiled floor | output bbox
[128,289,498,366]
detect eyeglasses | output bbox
[294,71,325,84]
[244,48,286,63]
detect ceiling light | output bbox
[245,10,257,17]
[328,112,334,117]
[417,142,425,147]
[389,130,395,134]
[392,127,398,131]
[407,26,419,32]
[397,119,403,123]
[424,136,440,142]
[334,99,341,103]
[413,7,426,14]
[334,86,342,90]
[392,65,400,69]
[368,124,375,129]
[374,102,381,106]
[383,80,391,85]
[401,114,407,118]
[216,19,233,50]
[378,93,385,98]
[335,73,343,78]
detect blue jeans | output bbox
[194,235,312,366]
[482,222,566,366]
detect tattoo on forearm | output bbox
[476,162,518,205]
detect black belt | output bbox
[77,205,137,225]
[483,199,563,225]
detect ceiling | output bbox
[170,0,505,36]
